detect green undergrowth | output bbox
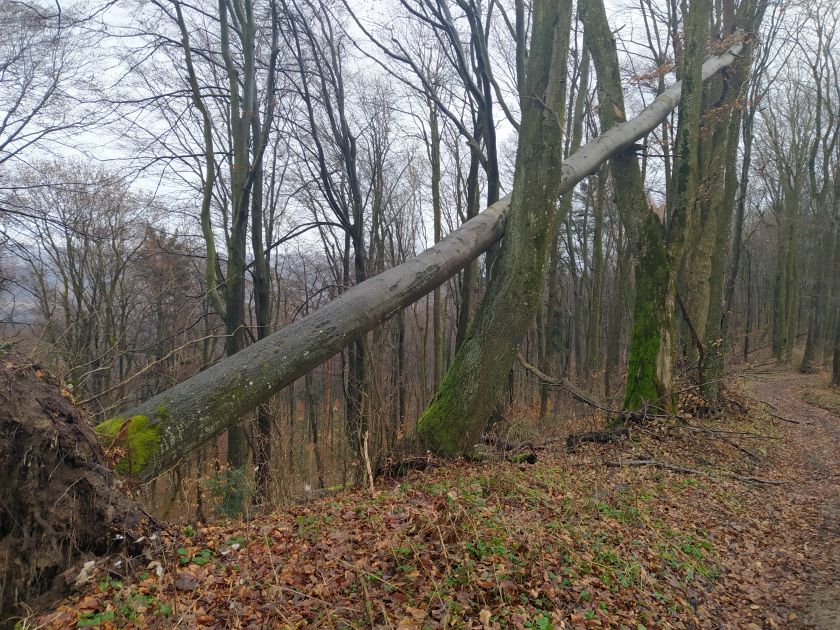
[801,385,840,417]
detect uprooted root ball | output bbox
[0,354,154,625]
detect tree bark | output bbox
[417,0,573,454]
[586,173,606,380]
[429,100,444,387]
[701,1,768,396]
[834,287,840,385]
[578,0,653,408]
[541,50,589,417]
[624,0,711,411]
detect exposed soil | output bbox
[0,354,155,627]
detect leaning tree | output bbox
[95,37,748,478]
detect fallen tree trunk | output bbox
[104,38,746,482]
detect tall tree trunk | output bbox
[743,252,752,361]
[305,371,324,490]
[700,109,741,396]
[701,0,767,396]
[396,308,406,441]
[586,172,606,382]
[429,101,444,387]
[251,109,273,500]
[834,319,840,386]
[771,200,788,361]
[801,207,834,372]
[220,0,253,512]
[824,219,840,363]
[723,84,758,363]
[625,0,711,411]
[346,230,368,460]
[565,215,586,377]
[455,126,482,352]
[605,237,631,399]
[578,0,659,410]
[416,0,573,453]
[541,49,589,416]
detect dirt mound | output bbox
[0,353,154,625]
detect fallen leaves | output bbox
[33,370,840,629]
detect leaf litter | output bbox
[34,369,840,629]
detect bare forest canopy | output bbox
[1,0,839,515]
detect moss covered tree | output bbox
[415,0,574,454]
[577,0,662,411]
[622,0,711,412]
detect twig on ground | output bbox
[516,352,625,416]
[606,459,790,485]
[762,406,806,424]
[361,431,375,495]
[678,425,779,440]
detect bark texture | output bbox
[578,0,661,410]
[624,0,711,411]
[417,0,573,454]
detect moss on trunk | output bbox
[624,214,672,410]
[417,0,573,454]
[96,414,161,475]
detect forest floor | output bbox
[31,366,840,629]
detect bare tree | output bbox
[0,1,101,170]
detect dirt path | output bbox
[739,369,840,629]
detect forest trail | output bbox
[739,368,840,629]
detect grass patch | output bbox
[802,385,840,416]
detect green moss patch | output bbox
[96,415,160,475]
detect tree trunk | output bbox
[219,0,252,500]
[743,252,753,361]
[417,0,573,454]
[579,0,654,408]
[541,49,590,414]
[800,211,833,372]
[834,307,840,386]
[305,371,324,490]
[429,101,444,387]
[699,1,768,396]
[725,87,758,363]
[455,126,482,352]
[252,125,274,500]
[586,172,605,381]
[625,0,711,411]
